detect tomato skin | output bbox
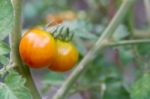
[48,40,78,72]
[19,28,56,68]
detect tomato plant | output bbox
[19,28,56,68]
[1,0,150,99]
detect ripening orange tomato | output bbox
[19,28,56,68]
[48,40,78,72]
[45,15,64,26]
[59,11,77,20]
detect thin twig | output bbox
[106,39,150,47]
[69,83,103,95]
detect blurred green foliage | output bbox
[0,0,13,40]
[22,0,150,99]
[0,71,33,99]
[131,72,150,99]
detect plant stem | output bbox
[133,29,150,38]
[52,0,137,99]
[69,83,104,95]
[10,0,41,99]
[106,39,150,47]
[10,0,22,65]
[144,0,150,28]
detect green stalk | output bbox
[106,39,150,47]
[144,0,150,28]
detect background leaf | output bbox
[112,24,129,41]
[137,44,150,57]
[64,20,98,41]
[0,0,14,40]
[131,73,150,99]
[0,41,10,55]
[0,71,33,99]
[0,55,9,65]
[42,71,65,86]
[40,71,65,95]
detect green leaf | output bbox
[131,73,150,99]
[112,24,129,41]
[64,20,98,41]
[104,76,130,99]
[73,38,87,56]
[119,47,133,65]
[0,71,33,99]
[0,0,14,40]
[137,44,150,57]
[103,82,130,99]
[0,41,9,65]
[41,71,65,94]
[42,71,65,85]
[0,41,10,55]
[0,55,9,65]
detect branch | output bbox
[52,0,137,99]
[10,0,41,99]
[69,83,105,96]
[133,29,150,38]
[106,39,150,47]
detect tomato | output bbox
[59,11,77,20]
[46,15,63,26]
[19,28,56,68]
[48,40,78,72]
